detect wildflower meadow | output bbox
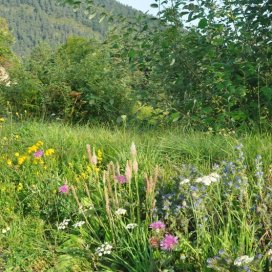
[0,119,272,271]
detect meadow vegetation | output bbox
[0,119,272,271]
[0,0,272,271]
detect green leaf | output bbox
[150,3,159,8]
[198,18,208,29]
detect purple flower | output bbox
[149,221,165,230]
[115,175,127,184]
[34,150,44,158]
[160,234,178,251]
[59,185,69,194]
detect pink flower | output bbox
[149,221,166,230]
[160,234,178,251]
[34,150,44,158]
[115,175,127,184]
[59,185,69,194]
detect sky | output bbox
[116,0,158,15]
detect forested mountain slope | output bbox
[0,0,138,56]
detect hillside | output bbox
[0,0,139,56]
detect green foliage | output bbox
[142,0,272,129]
[0,18,14,64]
[1,37,142,122]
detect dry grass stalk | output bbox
[71,185,82,210]
[103,171,111,217]
[86,144,92,164]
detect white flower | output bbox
[195,177,203,183]
[125,223,138,230]
[267,249,272,256]
[96,242,113,256]
[180,178,190,185]
[73,221,85,228]
[115,208,127,215]
[202,176,212,186]
[57,219,70,230]
[195,173,220,186]
[234,255,254,266]
[2,227,10,234]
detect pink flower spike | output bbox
[115,175,127,184]
[160,234,178,251]
[149,221,166,230]
[59,185,69,194]
[34,150,44,158]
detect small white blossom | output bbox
[73,221,85,228]
[267,249,272,256]
[195,172,220,186]
[125,223,138,230]
[96,242,113,257]
[2,226,10,234]
[115,208,127,216]
[57,219,70,230]
[234,255,254,266]
[180,178,190,185]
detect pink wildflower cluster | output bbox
[59,184,69,194]
[160,234,178,251]
[34,150,44,158]
[115,175,127,184]
[149,221,166,230]
[149,221,178,251]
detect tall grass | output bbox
[0,120,272,271]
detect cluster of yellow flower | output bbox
[5,140,55,167]
[74,149,103,183]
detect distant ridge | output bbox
[0,0,139,56]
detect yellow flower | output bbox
[7,159,12,166]
[86,165,92,173]
[45,148,55,156]
[18,156,27,165]
[0,117,5,122]
[28,145,38,153]
[36,141,44,147]
[17,182,23,192]
[97,149,103,163]
[15,152,19,157]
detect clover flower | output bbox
[160,234,178,251]
[149,220,165,230]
